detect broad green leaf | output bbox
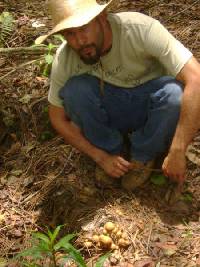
[32,232,50,245]
[16,246,44,260]
[44,54,54,65]
[95,252,111,267]
[47,228,53,240]
[48,43,57,51]
[60,243,86,267]
[37,240,51,252]
[54,233,76,251]
[50,225,62,244]
[150,174,167,186]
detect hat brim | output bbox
[35,1,112,44]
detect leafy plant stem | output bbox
[52,250,57,267]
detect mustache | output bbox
[78,44,96,53]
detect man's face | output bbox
[62,18,104,65]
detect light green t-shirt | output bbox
[49,12,192,107]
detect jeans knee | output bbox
[165,81,183,110]
[59,74,99,110]
[151,79,183,112]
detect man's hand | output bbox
[162,151,186,188]
[98,153,131,178]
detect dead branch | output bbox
[0,46,56,55]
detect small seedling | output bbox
[150,173,167,186]
[34,34,65,77]
[15,225,110,267]
[181,192,193,202]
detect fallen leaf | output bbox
[134,259,154,267]
[11,229,23,238]
[21,142,36,154]
[19,94,32,104]
[156,243,177,256]
[0,214,5,223]
[31,20,45,28]
[23,176,34,187]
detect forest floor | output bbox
[0,0,200,266]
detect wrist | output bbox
[90,148,108,165]
[168,145,186,157]
[170,136,187,155]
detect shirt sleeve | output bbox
[144,20,193,76]
[48,43,68,107]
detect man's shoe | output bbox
[121,159,155,191]
[95,165,119,189]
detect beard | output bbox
[79,44,102,65]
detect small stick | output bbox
[147,223,153,254]
[130,164,162,173]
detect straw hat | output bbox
[36,0,112,44]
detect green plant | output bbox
[16,225,110,267]
[0,12,15,47]
[150,173,167,186]
[181,192,193,202]
[42,43,57,76]
[34,34,65,77]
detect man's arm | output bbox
[162,56,200,184]
[49,104,130,177]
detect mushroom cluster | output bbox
[83,222,130,250]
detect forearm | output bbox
[49,104,130,178]
[170,84,200,154]
[50,112,107,165]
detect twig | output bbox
[20,191,39,204]
[0,46,56,55]
[0,57,44,81]
[130,164,162,173]
[30,96,47,109]
[147,223,153,254]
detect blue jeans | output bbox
[59,74,183,162]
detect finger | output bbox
[162,168,169,178]
[116,162,129,172]
[118,157,131,167]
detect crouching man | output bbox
[37,0,200,190]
